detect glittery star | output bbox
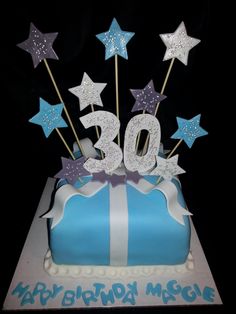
[109,174,126,187]
[92,171,108,183]
[150,155,185,180]
[130,80,167,115]
[92,171,125,187]
[17,23,59,68]
[29,98,67,137]
[126,170,143,183]
[69,73,107,111]
[55,157,90,185]
[171,114,208,148]
[96,18,134,60]
[159,21,200,65]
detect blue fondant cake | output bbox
[47,173,191,267]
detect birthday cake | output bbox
[17,20,206,277]
[43,144,192,275]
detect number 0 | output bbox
[124,114,161,172]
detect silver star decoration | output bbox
[150,155,185,180]
[69,73,107,111]
[159,21,201,65]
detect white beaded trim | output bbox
[44,250,194,278]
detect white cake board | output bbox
[3,178,222,310]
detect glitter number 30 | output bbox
[80,111,161,173]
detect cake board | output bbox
[3,177,222,310]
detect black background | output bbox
[1,1,228,313]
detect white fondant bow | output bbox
[43,176,191,229]
[43,181,107,228]
[127,178,192,225]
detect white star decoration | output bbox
[69,73,107,111]
[159,21,201,65]
[150,155,185,180]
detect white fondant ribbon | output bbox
[42,181,107,228]
[109,183,128,266]
[127,178,192,225]
[43,179,129,265]
[157,180,192,224]
[73,137,98,158]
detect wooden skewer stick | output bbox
[43,59,84,156]
[156,138,183,184]
[115,55,121,147]
[55,128,75,160]
[156,176,162,185]
[135,109,145,154]
[142,58,175,155]
[91,104,104,159]
[167,138,183,159]
[158,58,175,104]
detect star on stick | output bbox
[17,23,58,68]
[69,73,107,111]
[29,98,67,137]
[96,18,135,60]
[55,156,90,185]
[159,21,201,65]
[171,114,208,148]
[17,23,84,156]
[130,80,167,115]
[150,155,185,180]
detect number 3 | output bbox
[80,111,123,173]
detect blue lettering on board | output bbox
[11,280,215,307]
[145,281,216,304]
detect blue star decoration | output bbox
[130,80,167,115]
[96,18,135,60]
[29,98,68,137]
[171,114,208,148]
[55,157,90,185]
[17,23,59,68]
